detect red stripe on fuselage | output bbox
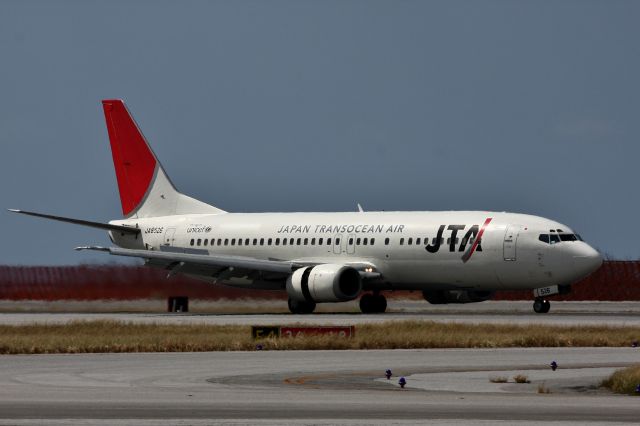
[461,217,492,263]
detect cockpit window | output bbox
[539,233,579,244]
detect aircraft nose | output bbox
[572,243,603,277]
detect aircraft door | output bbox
[333,234,342,254]
[503,225,520,261]
[346,234,356,254]
[163,228,176,247]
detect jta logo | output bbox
[425,218,493,263]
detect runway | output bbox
[0,348,639,425]
[1,301,640,326]
[1,302,639,424]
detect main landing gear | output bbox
[288,298,316,314]
[359,293,387,314]
[533,298,551,314]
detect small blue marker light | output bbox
[385,369,392,380]
[255,344,263,351]
[635,384,640,394]
[550,361,558,371]
[399,377,406,388]
[632,340,638,348]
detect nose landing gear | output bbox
[359,292,387,314]
[533,298,551,314]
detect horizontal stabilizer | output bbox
[8,209,140,234]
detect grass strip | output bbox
[0,320,639,354]
[602,365,640,395]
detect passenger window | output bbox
[371,238,375,245]
[311,238,315,245]
[290,238,294,245]
[408,238,413,245]
[416,238,421,245]
[282,238,287,246]
[203,239,208,246]
[231,239,236,245]
[253,238,257,245]
[363,238,368,246]
[275,238,280,246]
[319,238,323,245]
[349,238,354,245]
[190,239,194,246]
[400,238,404,245]
[304,238,308,245]
[549,234,560,244]
[538,234,550,244]
[245,238,250,245]
[356,238,361,245]
[238,239,242,246]
[297,238,301,245]
[268,238,272,245]
[260,238,264,246]
[197,239,202,246]
[385,238,390,245]
[335,238,340,245]
[224,239,228,246]
[327,238,331,245]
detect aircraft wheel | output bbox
[374,294,387,313]
[542,299,551,313]
[533,298,550,314]
[360,293,387,314]
[288,298,316,314]
[359,294,375,313]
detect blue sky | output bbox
[1,0,638,264]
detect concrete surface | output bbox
[1,301,640,326]
[0,348,639,425]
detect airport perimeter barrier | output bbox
[0,261,638,301]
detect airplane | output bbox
[9,99,603,314]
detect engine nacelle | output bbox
[422,290,494,304]
[286,264,362,303]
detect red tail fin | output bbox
[101,99,224,218]
[102,100,158,216]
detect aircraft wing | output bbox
[76,246,381,280]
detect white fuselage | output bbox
[110,210,602,292]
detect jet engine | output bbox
[422,290,494,304]
[286,264,362,303]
